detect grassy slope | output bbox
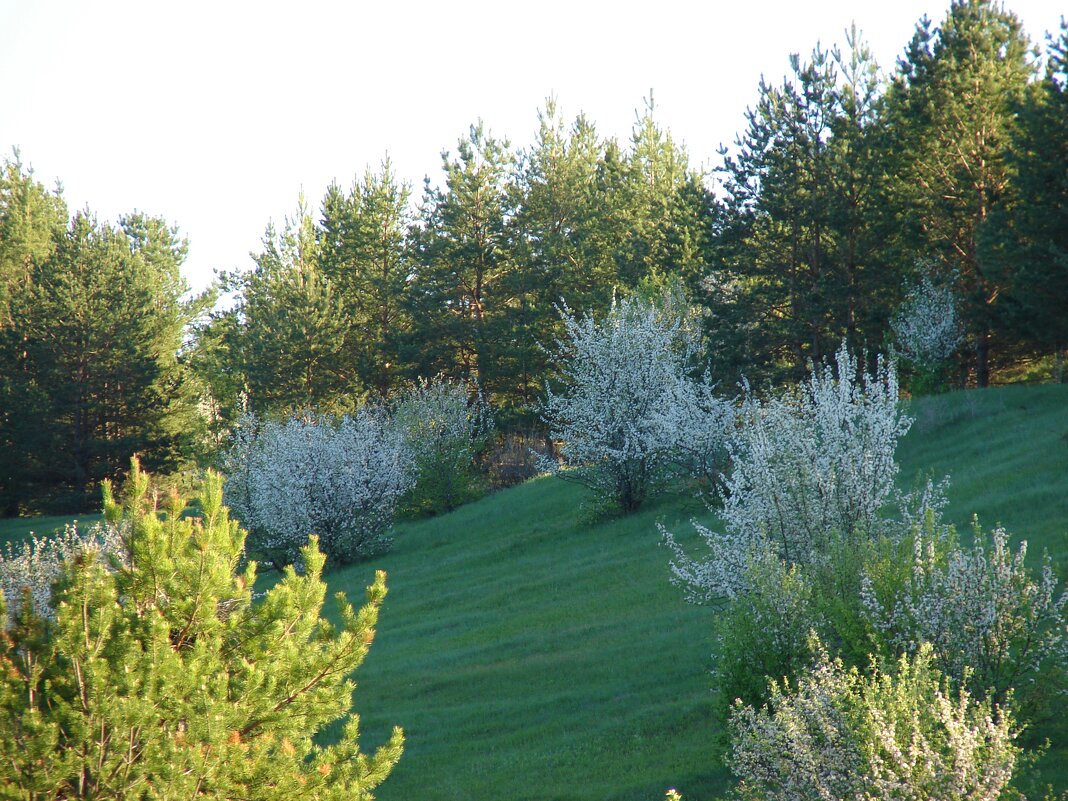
[336,480,728,801]
[1,384,1065,798]
[332,383,1068,800]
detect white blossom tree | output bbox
[729,642,1019,801]
[538,294,731,513]
[891,273,964,392]
[664,342,911,601]
[223,408,413,567]
[391,375,492,513]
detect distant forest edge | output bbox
[2,0,1066,514]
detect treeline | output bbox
[2,0,1066,513]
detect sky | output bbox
[1,0,1064,293]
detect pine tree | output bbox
[406,123,517,402]
[235,198,356,415]
[0,153,67,326]
[319,161,413,399]
[0,459,403,800]
[1,211,202,511]
[709,46,852,381]
[508,101,615,422]
[885,0,1035,386]
[982,21,1068,377]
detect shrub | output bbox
[392,375,492,515]
[862,520,1068,723]
[224,408,413,567]
[891,273,964,394]
[0,459,403,800]
[539,293,730,513]
[729,641,1019,801]
[0,521,125,627]
[664,342,910,601]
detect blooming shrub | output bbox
[0,459,403,801]
[729,642,1019,801]
[539,294,731,513]
[891,273,964,393]
[0,520,125,627]
[224,408,413,567]
[862,520,1068,721]
[664,342,910,601]
[392,375,492,515]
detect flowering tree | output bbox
[729,642,1019,801]
[664,342,911,601]
[0,460,403,800]
[391,375,492,514]
[862,522,1068,720]
[539,294,730,513]
[224,408,413,567]
[891,273,964,392]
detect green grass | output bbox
[339,383,1068,800]
[1,383,1065,798]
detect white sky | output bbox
[2,0,1063,292]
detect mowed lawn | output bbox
[2,383,1066,799]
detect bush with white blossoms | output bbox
[224,408,413,567]
[729,641,1019,801]
[539,293,731,513]
[862,520,1068,721]
[891,273,964,392]
[0,520,125,627]
[392,375,492,515]
[664,342,911,601]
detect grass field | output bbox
[2,383,1066,799]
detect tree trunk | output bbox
[976,332,991,388]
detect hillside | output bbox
[336,384,1068,800]
[2,384,1065,799]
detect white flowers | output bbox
[862,522,1068,713]
[664,342,910,601]
[539,293,731,512]
[730,643,1019,801]
[0,521,126,627]
[224,408,413,566]
[892,273,964,371]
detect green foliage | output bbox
[232,197,358,416]
[392,376,492,517]
[319,161,414,399]
[982,21,1068,370]
[405,122,519,409]
[729,641,1020,801]
[885,0,1035,386]
[0,459,402,800]
[707,36,894,384]
[0,206,204,513]
[0,151,66,329]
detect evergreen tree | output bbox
[235,198,356,415]
[706,33,899,384]
[319,161,413,398]
[885,0,1034,386]
[616,96,708,290]
[0,152,66,328]
[406,123,517,405]
[0,460,403,800]
[508,101,615,421]
[983,20,1068,376]
[1,211,201,511]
